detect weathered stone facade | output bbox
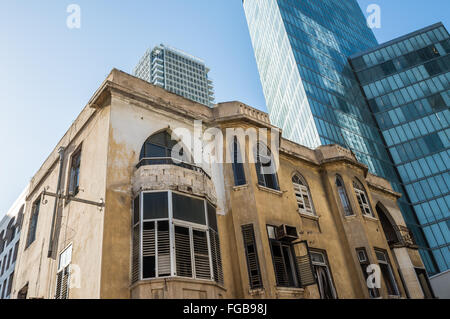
[11,69,430,299]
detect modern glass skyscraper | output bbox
[134,44,215,107]
[243,0,447,275]
[351,23,450,274]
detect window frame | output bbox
[267,225,301,289]
[292,174,316,216]
[335,175,354,216]
[356,247,380,298]
[310,249,337,299]
[353,179,375,217]
[25,198,40,249]
[67,146,82,197]
[254,143,279,191]
[135,190,221,284]
[375,248,400,296]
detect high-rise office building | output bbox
[134,44,215,107]
[351,23,450,274]
[243,0,448,275]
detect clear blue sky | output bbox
[1,0,449,217]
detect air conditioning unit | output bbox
[276,224,299,242]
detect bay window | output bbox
[132,191,223,284]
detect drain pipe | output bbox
[47,146,65,258]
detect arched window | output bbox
[292,174,315,216]
[232,136,246,186]
[376,203,400,245]
[254,143,279,190]
[335,175,353,216]
[138,131,190,168]
[352,179,374,217]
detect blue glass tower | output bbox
[243,0,446,275]
[351,24,450,274]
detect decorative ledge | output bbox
[299,212,319,221]
[232,184,249,191]
[256,184,283,196]
[362,214,379,222]
[132,164,217,205]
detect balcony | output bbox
[132,157,216,204]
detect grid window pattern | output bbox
[352,24,450,274]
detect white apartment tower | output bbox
[0,186,28,299]
[133,44,215,107]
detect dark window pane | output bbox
[172,193,206,224]
[143,192,168,220]
[142,222,155,279]
[145,144,167,158]
[143,256,155,279]
[207,203,217,231]
[232,138,246,186]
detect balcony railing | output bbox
[136,157,211,180]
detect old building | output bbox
[11,69,431,299]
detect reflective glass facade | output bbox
[244,0,448,275]
[352,24,450,274]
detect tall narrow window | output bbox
[375,249,400,296]
[255,143,279,190]
[267,226,298,288]
[232,137,246,186]
[292,174,315,216]
[55,245,72,299]
[353,179,374,217]
[12,241,19,263]
[336,175,353,216]
[26,199,40,248]
[132,195,140,284]
[310,251,337,299]
[242,224,263,289]
[68,149,81,196]
[356,248,380,298]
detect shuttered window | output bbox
[268,226,316,289]
[133,191,223,284]
[132,195,140,283]
[157,221,171,277]
[292,174,315,216]
[193,230,211,279]
[210,229,224,284]
[353,180,374,217]
[242,224,263,289]
[142,221,171,279]
[55,245,72,299]
[175,225,192,277]
[55,266,70,299]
